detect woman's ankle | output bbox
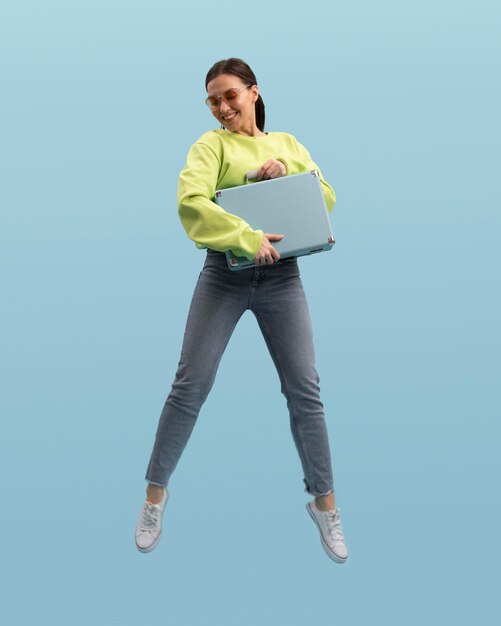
[315,492,335,511]
[146,484,166,504]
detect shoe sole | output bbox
[306,502,348,564]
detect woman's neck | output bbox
[225,122,266,137]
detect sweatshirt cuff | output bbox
[232,228,263,261]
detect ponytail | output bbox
[255,94,265,132]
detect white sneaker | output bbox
[135,489,168,553]
[307,500,348,563]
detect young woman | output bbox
[135,58,348,563]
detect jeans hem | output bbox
[303,479,334,498]
[145,478,168,488]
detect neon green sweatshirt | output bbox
[177,129,336,260]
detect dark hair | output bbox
[205,58,265,132]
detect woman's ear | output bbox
[250,84,259,103]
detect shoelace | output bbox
[325,509,344,544]
[139,502,161,531]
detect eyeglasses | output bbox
[204,84,251,109]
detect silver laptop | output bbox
[214,170,335,271]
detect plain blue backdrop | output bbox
[1,0,499,624]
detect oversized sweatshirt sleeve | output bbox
[177,141,264,260]
[278,136,336,213]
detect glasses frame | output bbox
[204,84,252,109]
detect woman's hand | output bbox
[256,159,287,181]
[254,233,284,265]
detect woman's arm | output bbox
[177,141,264,260]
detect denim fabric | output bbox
[145,249,334,497]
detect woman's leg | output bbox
[250,259,335,501]
[145,253,248,490]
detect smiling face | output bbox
[206,73,261,136]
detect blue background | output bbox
[1,0,499,624]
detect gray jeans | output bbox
[146,249,334,497]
